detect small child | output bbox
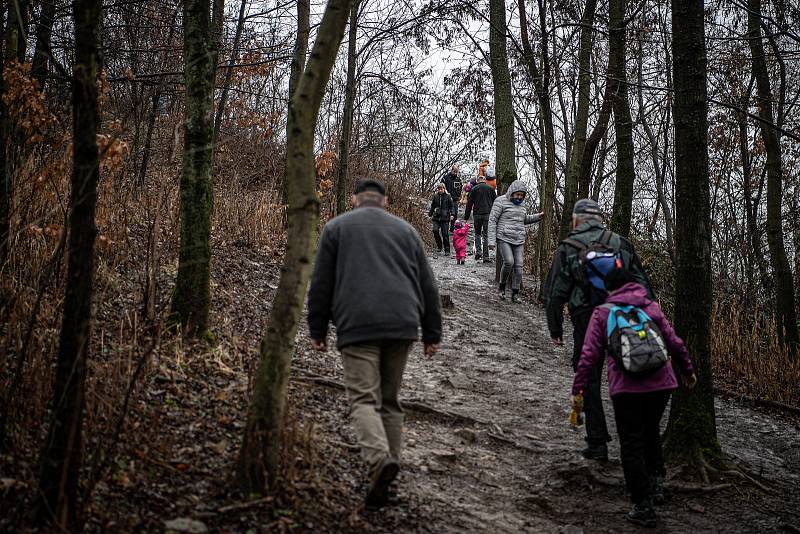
[452,220,469,264]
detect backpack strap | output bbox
[598,229,613,246]
[562,238,586,251]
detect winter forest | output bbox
[1,0,800,531]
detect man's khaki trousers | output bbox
[340,340,412,473]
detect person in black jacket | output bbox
[308,179,442,510]
[442,166,463,230]
[428,183,455,258]
[463,174,497,261]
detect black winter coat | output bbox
[464,182,497,219]
[428,193,455,222]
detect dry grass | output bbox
[710,300,800,408]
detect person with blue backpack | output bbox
[571,268,697,527]
[544,198,653,461]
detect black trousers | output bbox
[450,206,459,232]
[432,220,450,253]
[473,215,489,257]
[612,391,671,504]
[571,311,612,447]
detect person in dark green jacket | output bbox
[544,198,652,461]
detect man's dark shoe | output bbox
[650,475,665,504]
[499,289,506,301]
[581,444,608,461]
[511,293,520,304]
[475,253,482,260]
[365,458,399,511]
[483,257,493,263]
[626,499,658,528]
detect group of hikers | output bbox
[307,175,698,528]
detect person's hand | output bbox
[311,338,327,351]
[684,373,698,390]
[569,394,579,409]
[552,337,563,346]
[536,211,545,219]
[424,343,440,358]
[489,245,495,251]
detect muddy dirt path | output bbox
[297,253,800,533]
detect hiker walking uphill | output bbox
[572,269,697,528]
[307,179,442,511]
[545,198,652,461]
[488,179,544,303]
[428,183,455,258]
[442,166,463,228]
[463,173,497,262]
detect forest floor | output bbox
[70,242,800,533]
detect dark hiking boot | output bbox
[511,292,520,304]
[581,444,608,461]
[365,457,400,511]
[499,289,506,301]
[626,499,658,528]
[483,257,493,263]
[475,253,482,260]
[650,475,666,504]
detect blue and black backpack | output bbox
[563,230,625,306]
[601,304,670,375]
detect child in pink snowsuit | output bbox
[452,220,469,264]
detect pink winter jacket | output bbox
[571,283,695,397]
[452,225,469,253]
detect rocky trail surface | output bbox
[81,245,800,533]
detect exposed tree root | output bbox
[665,482,732,493]
[689,449,774,494]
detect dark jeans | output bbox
[571,310,611,447]
[612,391,671,504]
[474,215,489,257]
[432,220,450,253]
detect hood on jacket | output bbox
[606,282,650,307]
[505,179,527,199]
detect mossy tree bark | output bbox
[237,0,353,492]
[170,0,223,338]
[34,0,102,527]
[559,0,596,241]
[747,0,799,358]
[336,0,359,215]
[488,0,516,193]
[663,0,720,464]
[608,0,635,238]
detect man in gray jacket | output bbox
[307,179,442,510]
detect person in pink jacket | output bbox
[571,269,697,528]
[452,220,469,264]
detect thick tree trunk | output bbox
[237,0,353,492]
[664,0,720,462]
[35,0,102,527]
[579,66,613,199]
[336,0,359,215]
[32,0,57,86]
[489,0,516,192]
[0,16,8,267]
[170,0,223,337]
[608,0,635,238]
[282,0,310,204]
[559,0,596,240]
[747,0,799,357]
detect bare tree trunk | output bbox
[663,0,720,462]
[336,0,359,215]
[32,0,57,87]
[489,0,517,192]
[282,0,310,204]
[237,0,353,492]
[559,0,596,240]
[747,0,799,357]
[579,67,613,199]
[213,0,249,147]
[0,5,8,267]
[170,0,223,338]
[608,0,635,238]
[35,0,102,526]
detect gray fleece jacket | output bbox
[488,179,542,245]
[307,205,442,349]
